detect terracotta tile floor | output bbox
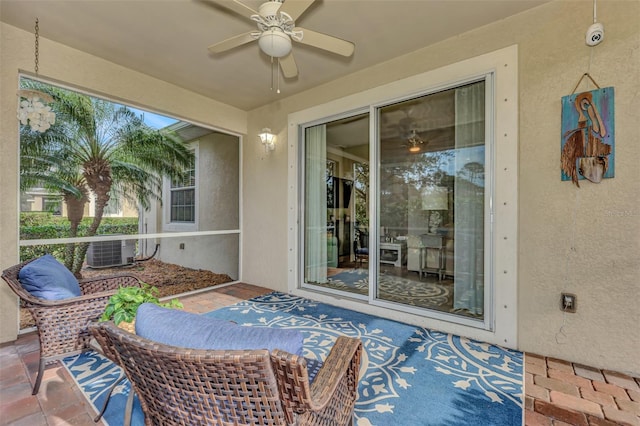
[1,282,638,425]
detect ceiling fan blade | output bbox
[279,0,316,21]
[279,52,298,78]
[208,32,256,53]
[294,27,355,57]
[200,0,258,20]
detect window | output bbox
[42,197,62,215]
[163,142,198,230]
[170,153,196,223]
[102,195,123,217]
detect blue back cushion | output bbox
[18,254,81,300]
[135,303,304,356]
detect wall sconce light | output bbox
[259,128,276,152]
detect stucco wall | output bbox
[0,22,247,343]
[157,234,240,280]
[243,0,639,374]
[198,133,240,232]
[157,132,240,279]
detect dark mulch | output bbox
[19,259,233,329]
[81,258,234,297]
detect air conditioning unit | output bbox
[86,237,136,268]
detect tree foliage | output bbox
[20,80,194,276]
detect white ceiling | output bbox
[1,0,547,111]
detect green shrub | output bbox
[19,213,139,262]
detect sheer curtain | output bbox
[453,82,485,315]
[305,125,328,283]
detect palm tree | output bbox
[20,81,194,276]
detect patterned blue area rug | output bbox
[63,351,145,426]
[62,292,522,426]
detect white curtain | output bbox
[305,125,328,283]
[453,82,485,315]
[455,82,485,148]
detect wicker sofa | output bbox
[1,257,140,394]
[90,320,363,425]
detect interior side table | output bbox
[419,234,444,280]
[380,241,407,267]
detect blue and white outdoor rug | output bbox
[63,292,523,426]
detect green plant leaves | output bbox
[101,282,182,325]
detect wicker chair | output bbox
[90,321,363,426]
[354,230,369,267]
[1,258,140,395]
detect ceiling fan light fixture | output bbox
[206,0,354,81]
[258,1,284,18]
[259,29,292,58]
[407,129,425,153]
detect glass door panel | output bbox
[302,113,370,297]
[376,80,486,320]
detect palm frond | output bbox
[20,79,197,219]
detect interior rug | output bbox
[327,268,452,308]
[63,291,522,426]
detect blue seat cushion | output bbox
[135,303,304,356]
[18,254,81,300]
[306,358,323,384]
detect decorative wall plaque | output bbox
[561,85,615,187]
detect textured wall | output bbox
[244,0,639,374]
[0,22,247,343]
[514,1,639,376]
[157,132,240,279]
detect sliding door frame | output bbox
[297,109,370,302]
[288,45,518,348]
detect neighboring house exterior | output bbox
[1,0,638,380]
[140,122,240,280]
[21,188,65,216]
[21,187,139,218]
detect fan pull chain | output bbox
[270,56,274,92]
[268,56,281,94]
[277,58,281,94]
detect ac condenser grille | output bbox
[86,238,135,268]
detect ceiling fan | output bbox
[405,129,426,153]
[205,0,355,79]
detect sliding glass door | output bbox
[302,113,370,297]
[376,80,486,319]
[301,78,490,323]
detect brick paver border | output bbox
[525,353,640,426]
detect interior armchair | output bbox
[353,228,369,267]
